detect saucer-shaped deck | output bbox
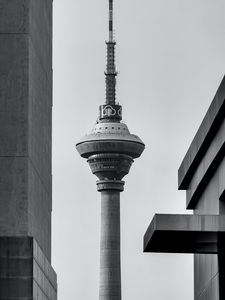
[76,122,145,159]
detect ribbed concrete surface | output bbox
[100,191,121,300]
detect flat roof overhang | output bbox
[144,214,225,254]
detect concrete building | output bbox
[76,1,144,299]
[0,0,57,298]
[144,76,225,299]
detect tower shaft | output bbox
[100,190,121,300]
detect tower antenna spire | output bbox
[109,0,113,42]
[105,0,117,107]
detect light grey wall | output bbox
[52,0,225,299]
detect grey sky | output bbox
[52,0,225,298]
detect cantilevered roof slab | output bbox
[144,214,225,254]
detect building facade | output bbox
[144,76,225,299]
[0,0,57,298]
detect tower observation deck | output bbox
[76,1,145,299]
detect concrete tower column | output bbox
[98,181,123,300]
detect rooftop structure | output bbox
[76,1,145,298]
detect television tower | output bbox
[76,1,145,299]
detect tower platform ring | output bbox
[97,180,125,192]
[76,122,145,159]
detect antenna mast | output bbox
[109,0,113,42]
[105,0,117,106]
[99,0,122,122]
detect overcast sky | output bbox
[52,1,225,299]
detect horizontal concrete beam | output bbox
[186,137,225,209]
[178,76,225,190]
[144,214,225,254]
